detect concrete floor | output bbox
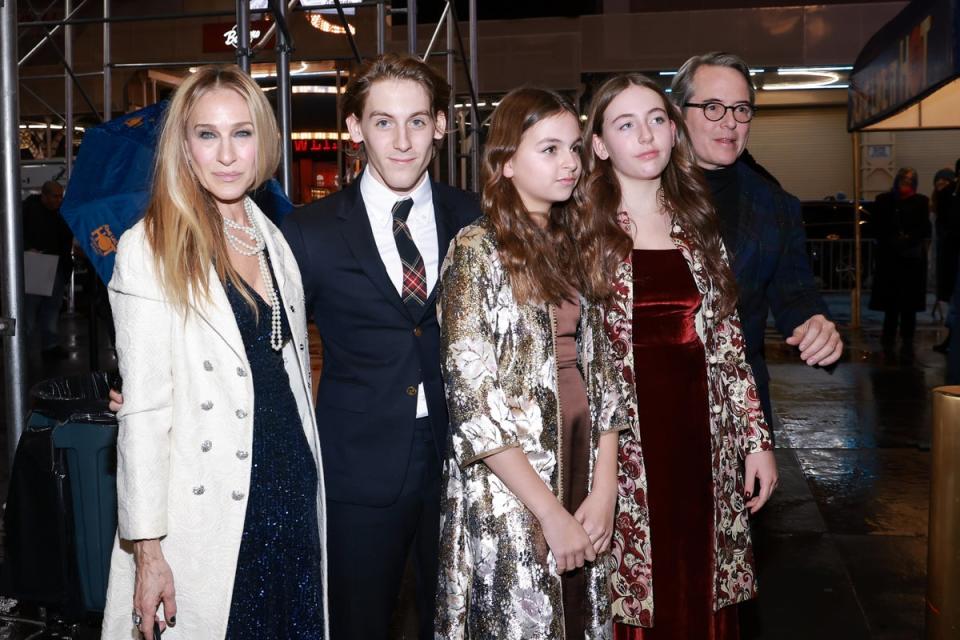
[0,294,946,639]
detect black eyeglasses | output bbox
[683,101,756,123]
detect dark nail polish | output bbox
[169,616,176,626]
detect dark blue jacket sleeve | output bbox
[767,193,831,338]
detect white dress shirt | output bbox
[360,170,438,418]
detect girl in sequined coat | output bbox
[580,73,776,638]
[435,88,644,639]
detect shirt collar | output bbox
[360,169,433,223]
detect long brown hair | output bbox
[580,73,738,318]
[144,65,280,314]
[482,87,622,305]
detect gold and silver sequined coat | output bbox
[607,214,773,627]
[435,219,639,640]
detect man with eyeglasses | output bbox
[671,52,843,433]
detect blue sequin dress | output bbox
[224,262,325,639]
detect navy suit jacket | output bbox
[721,160,830,388]
[281,177,481,507]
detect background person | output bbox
[933,166,957,353]
[23,180,72,360]
[870,167,931,352]
[101,65,328,640]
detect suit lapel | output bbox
[423,181,456,313]
[338,182,413,320]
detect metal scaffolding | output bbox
[2,0,28,469]
[1,0,481,463]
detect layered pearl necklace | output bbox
[222,198,283,351]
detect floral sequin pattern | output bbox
[605,217,772,627]
[435,219,639,639]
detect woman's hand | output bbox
[538,505,596,574]
[574,482,617,555]
[108,389,124,413]
[575,430,619,555]
[745,450,778,514]
[133,539,177,640]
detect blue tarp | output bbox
[60,101,293,284]
[848,0,960,131]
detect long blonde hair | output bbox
[144,65,280,313]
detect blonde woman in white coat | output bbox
[101,66,328,640]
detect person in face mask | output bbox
[869,167,931,352]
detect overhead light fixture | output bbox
[763,69,844,91]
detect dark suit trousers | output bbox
[326,417,442,640]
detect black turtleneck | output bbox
[704,164,740,254]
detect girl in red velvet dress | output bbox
[576,74,778,638]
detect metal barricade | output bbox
[806,238,876,293]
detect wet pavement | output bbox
[0,293,947,638]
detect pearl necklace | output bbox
[223,198,283,351]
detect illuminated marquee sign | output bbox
[848,0,958,130]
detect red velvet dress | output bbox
[614,249,738,640]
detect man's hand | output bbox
[785,314,842,367]
[108,388,124,413]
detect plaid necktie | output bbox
[391,198,428,309]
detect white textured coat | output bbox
[101,201,328,639]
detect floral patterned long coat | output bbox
[435,219,641,640]
[608,216,773,628]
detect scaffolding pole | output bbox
[469,0,478,192]
[376,0,385,55]
[103,0,112,121]
[1,0,28,467]
[445,6,455,187]
[19,0,89,67]
[274,0,293,196]
[236,0,252,73]
[65,0,74,178]
[852,131,862,328]
[407,0,417,55]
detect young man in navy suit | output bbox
[671,52,844,429]
[281,54,480,640]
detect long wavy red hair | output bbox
[482,87,626,305]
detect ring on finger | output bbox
[132,610,143,626]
